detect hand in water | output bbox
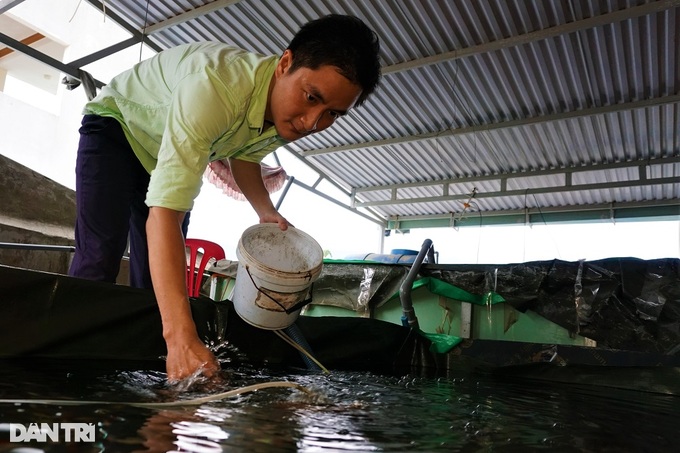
[168,362,227,393]
[165,335,220,384]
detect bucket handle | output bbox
[244,265,314,314]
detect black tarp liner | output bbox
[0,265,428,373]
[420,258,680,354]
[306,258,680,355]
[308,261,409,316]
[1,259,680,394]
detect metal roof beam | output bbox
[144,0,242,35]
[0,32,43,58]
[304,94,680,156]
[66,36,142,68]
[84,0,162,52]
[355,175,679,208]
[71,1,242,67]
[0,30,106,88]
[280,149,387,223]
[385,200,680,229]
[355,156,680,194]
[382,0,680,75]
[391,199,680,222]
[287,178,386,227]
[0,0,26,14]
[1,1,163,84]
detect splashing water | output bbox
[1,361,679,452]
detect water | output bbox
[0,359,678,452]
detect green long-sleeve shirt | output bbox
[83,42,287,211]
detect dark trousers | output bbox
[68,115,190,289]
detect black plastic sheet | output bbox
[1,258,679,386]
[422,258,680,355]
[307,258,680,355]
[308,261,409,315]
[0,265,426,373]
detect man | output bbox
[68,14,381,381]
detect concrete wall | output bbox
[0,154,131,283]
[0,1,154,283]
[0,154,76,274]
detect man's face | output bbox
[267,50,363,141]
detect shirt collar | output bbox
[247,55,278,135]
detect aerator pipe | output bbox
[399,239,433,330]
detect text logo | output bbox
[9,423,95,442]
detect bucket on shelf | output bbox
[233,224,323,330]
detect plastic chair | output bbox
[185,238,226,298]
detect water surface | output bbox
[0,359,678,452]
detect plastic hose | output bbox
[283,323,323,372]
[0,381,309,408]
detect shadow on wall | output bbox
[0,155,131,282]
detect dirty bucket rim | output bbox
[236,224,323,277]
[232,223,323,330]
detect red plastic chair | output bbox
[185,238,226,297]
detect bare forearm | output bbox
[146,207,194,338]
[146,206,219,381]
[229,158,276,217]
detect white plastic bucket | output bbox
[233,224,323,330]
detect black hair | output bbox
[286,14,381,106]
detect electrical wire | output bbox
[68,0,83,22]
[0,381,310,408]
[468,201,483,264]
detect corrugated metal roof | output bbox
[5,0,678,228]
